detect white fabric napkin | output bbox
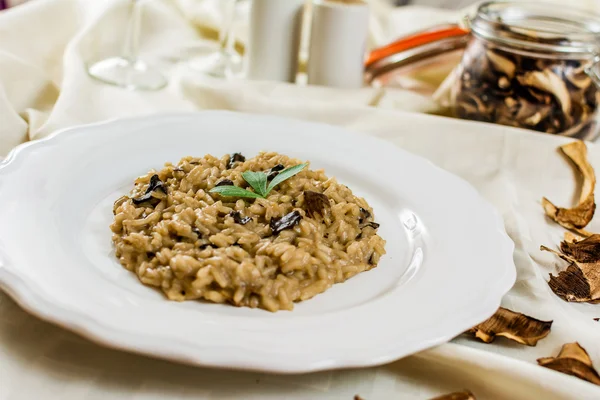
[1,0,600,399]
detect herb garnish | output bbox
[210,163,308,199]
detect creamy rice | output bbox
[111,152,386,312]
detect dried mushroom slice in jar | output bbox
[455,41,600,138]
[453,1,600,140]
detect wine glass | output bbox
[188,0,242,78]
[87,0,167,91]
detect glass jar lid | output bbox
[468,1,600,55]
[365,24,469,78]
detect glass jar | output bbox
[453,1,600,140]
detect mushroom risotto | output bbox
[111,152,386,312]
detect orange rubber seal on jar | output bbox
[366,25,469,68]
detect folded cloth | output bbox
[1,1,600,399]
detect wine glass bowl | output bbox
[188,47,242,78]
[87,57,167,91]
[187,0,243,78]
[87,0,167,91]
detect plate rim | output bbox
[0,111,516,373]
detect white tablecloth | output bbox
[2,0,600,399]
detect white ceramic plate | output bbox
[0,112,515,373]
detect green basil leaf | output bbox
[209,185,264,199]
[266,163,308,193]
[241,171,268,197]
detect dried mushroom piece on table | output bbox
[563,231,581,243]
[455,39,600,139]
[542,141,596,235]
[541,235,600,303]
[467,307,552,346]
[560,234,600,262]
[429,390,476,400]
[538,342,600,386]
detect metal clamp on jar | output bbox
[455,1,600,140]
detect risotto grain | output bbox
[111,152,386,312]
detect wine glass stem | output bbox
[123,0,142,63]
[219,0,239,53]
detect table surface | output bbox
[400,0,476,8]
[2,0,600,399]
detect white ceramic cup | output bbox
[246,0,305,83]
[307,0,369,89]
